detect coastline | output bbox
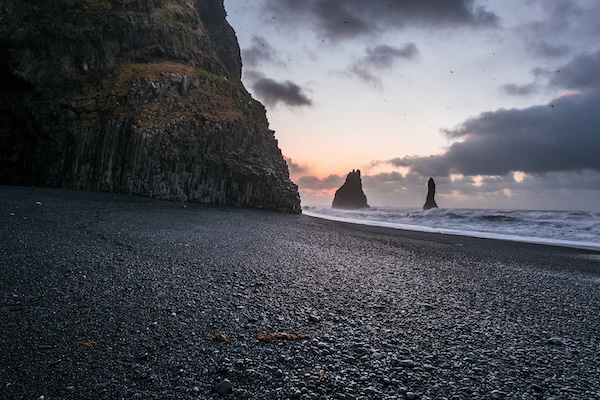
[302,209,600,253]
[1,186,599,399]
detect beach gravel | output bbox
[1,187,599,399]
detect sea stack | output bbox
[332,170,370,209]
[423,178,439,210]
[0,0,300,213]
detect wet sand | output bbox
[1,186,599,399]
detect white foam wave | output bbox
[303,206,600,251]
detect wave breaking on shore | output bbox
[303,206,600,251]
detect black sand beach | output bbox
[1,186,599,400]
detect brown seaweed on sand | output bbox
[212,332,230,343]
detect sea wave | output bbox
[303,206,600,251]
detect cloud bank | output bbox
[252,78,313,108]
[263,0,498,40]
[243,71,313,109]
[548,51,600,90]
[390,91,600,177]
[516,1,600,59]
[389,49,600,178]
[240,37,312,109]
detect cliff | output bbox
[0,0,300,213]
[423,177,439,210]
[332,169,369,210]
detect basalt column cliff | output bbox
[0,0,300,212]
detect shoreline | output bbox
[4,185,599,253]
[301,213,600,276]
[2,186,599,399]
[303,210,600,253]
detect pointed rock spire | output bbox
[332,169,370,209]
[423,177,439,210]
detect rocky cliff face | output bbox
[423,178,439,210]
[332,169,369,210]
[0,0,300,212]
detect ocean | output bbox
[303,206,600,251]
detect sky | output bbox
[224,0,600,211]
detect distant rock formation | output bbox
[423,178,439,210]
[0,0,300,213]
[332,170,370,209]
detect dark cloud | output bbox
[284,156,309,177]
[263,0,498,40]
[440,171,600,209]
[517,2,600,60]
[519,170,600,192]
[528,41,570,59]
[501,83,538,96]
[348,43,419,88]
[516,3,575,59]
[548,51,600,90]
[241,36,283,68]
[297,174,343,190]
[251,76,313,108]
[389,90,600,177]
[505,50,600,96]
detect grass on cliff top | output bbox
[73,61,263,128]
[105,62,199,97]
